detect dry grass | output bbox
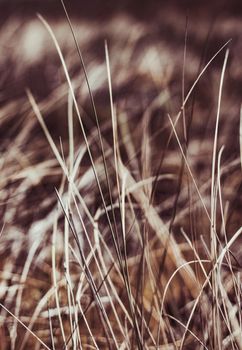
[0,2,242,349]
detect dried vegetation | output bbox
[0,1,242,349]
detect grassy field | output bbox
[0,1,242,349]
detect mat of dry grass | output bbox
[0,1,242,349]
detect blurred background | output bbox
[1,0,242,296]
[1,0,242,299]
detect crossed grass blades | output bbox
[0,2,242,349]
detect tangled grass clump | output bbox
[0,2,242,349]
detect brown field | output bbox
[0,1,242,349]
